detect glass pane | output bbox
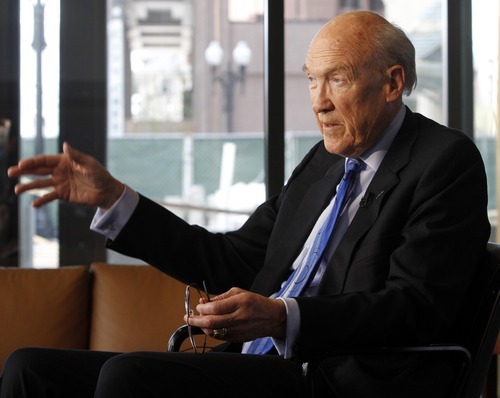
[473,0,499,239]
[284,0,445,180]
[107,0,265,263]
[19,0,60,268]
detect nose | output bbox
[311,83,334,114]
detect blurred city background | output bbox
[13,0,499,267]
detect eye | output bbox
[330,74,347,86]
[307,75,317,88]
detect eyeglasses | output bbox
[184,281,211,353]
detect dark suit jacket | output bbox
[109,108,491,397]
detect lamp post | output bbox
[31,0,55,248]
[204,40,252,133]
[32,0,47,156]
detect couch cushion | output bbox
[0,266,89,371]
[89,263,187,352]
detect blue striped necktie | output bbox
[244,158,363,355]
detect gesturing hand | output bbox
[7,142,125,210]
[184,287,287,343]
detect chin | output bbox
[323,143,346,156]
[323,140,352,157]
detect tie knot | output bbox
[346,158,363,173]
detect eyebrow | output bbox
[303,63,354,79]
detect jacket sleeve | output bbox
[107,141,326,294]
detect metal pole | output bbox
[225,67,235,133]
[32,0,46,155]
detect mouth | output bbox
[319,117,339,128]
[321,121,340,132]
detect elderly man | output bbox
[1,10,490,398]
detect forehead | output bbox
[304,38,358,76]
[304,22,370,75]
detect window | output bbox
[13,0,496,268]
[106,0,266,263]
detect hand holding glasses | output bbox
[185,281,227,353]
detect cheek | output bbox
[335,102,359,132]
[341,96,374,127]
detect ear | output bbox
[385,65,405,102]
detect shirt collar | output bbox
[357,104,406,172]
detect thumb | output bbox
[62,141,72,156]
[63,142,93,168]
[63,142,81,163]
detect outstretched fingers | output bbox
[8,155,62,178]
[14,177,54,194]
[32,190,60,207]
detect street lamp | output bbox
[31,0,55,245]
[32,0,47,156]
[204,40,252,132]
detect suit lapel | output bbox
[319,108,419,294]
[251,161,345,296]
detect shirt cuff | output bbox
[90,185,139,241]
[272,298,300,359]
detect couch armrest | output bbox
[0,266,89,371]
[89,263,186,352]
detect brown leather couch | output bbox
[0,263,194,371]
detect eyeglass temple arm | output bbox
[167,324,204,352]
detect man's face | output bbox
[304,22,396,157]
